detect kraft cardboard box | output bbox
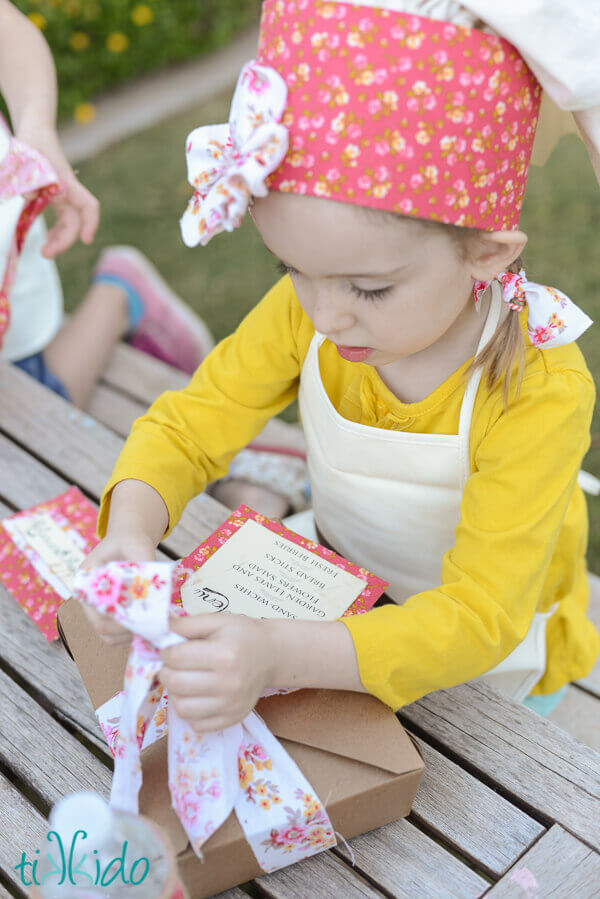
[58,599,425,899]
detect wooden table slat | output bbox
[0,666,111,807]
[0,771,48,897]
[102,342,188,406]
[486,825,600,896]
[411,737,544,877]
[0,582,118,754]
[87,381,148,437]
[400,681,600,851]
[345,817,489,898]
[257,848,384,898]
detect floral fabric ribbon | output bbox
[0,134,61,346]
[73,561,337,871]
[474,270,593,349]
[180,60,289,248]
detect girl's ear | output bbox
[467,230,528,281]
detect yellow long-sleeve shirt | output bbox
[99,277,599,708]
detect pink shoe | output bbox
[93,246,214,374]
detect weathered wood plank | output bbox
[257,848,384,898]
[344,817,489,898]
[0,433,68,510]
[102,342,188,405]
[0,772,47,897]
[212,890,253,899]
[87,382,147,437]
[410,736,544,878]
[0,666,111,805]
[0,361,228,558]
[0,579,113,754]
[487,825,600,897]
[548,684,600,753]
[400,680,600,850]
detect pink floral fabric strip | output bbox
[257,0,541,230]
[0,135,60,345]
[180,61,289,247]
[474,270,593,348]
[74,562,336,872]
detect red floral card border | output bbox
[173,504,388,616]
[0,486,98,641]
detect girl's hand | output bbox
[77,530,156,647]
[159,613,274,734]
[15,122,100,257]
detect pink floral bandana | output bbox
[258,0,541,230]
[474,270,593,349]
[181,0,542,244]
[73,562,337,871]
[0,135,61,346]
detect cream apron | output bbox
[286,280,556,701]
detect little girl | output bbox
[84,0,599,728]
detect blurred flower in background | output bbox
[13,0,261,122]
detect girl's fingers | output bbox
[168,694,222,724]
[167,611,227,639]
[159,637,226,671]
[43,202,80,257]
[77,188,100,244]
[159,666,215,696]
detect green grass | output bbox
[55,94,600,571]
[12,1,260,119]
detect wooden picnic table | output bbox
[1,345,600,899]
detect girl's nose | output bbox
[309,287,356,336]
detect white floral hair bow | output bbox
[73,561,336,870]
[180,60,289,248]
[474,270,593,349]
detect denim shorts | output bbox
[13,352,70,401]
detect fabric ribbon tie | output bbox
[0,135,61,346]
[180,60,289,248]
[73,562,336,871]
[474,270,593,349]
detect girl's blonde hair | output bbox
[419,218,525,406]
[369,208,526,404]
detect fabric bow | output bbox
[73,561,337,872]
[180,60,289,248]
[474,270,593,349]
[0,133,61,345]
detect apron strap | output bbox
[457,281,503,485]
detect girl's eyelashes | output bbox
[350,284,394,301]
[276,261,297,276]
[276,260,393,301]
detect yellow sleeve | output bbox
[341,366,595,710]
[98,277,313,537]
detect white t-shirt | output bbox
[0,128,63,362]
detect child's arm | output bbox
[0,0,99,255]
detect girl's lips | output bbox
[335,344,373,362]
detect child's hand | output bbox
[159,613,274,734]
[77,530,157,647]
[16,122,100,257]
